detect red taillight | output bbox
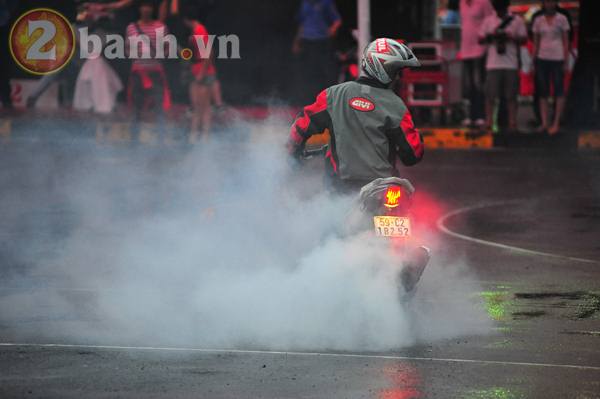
[384,186,402,209]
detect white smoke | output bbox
[0,119,491,351]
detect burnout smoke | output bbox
[0,120,490,351]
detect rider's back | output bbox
[288,38,424,188]
[327,79,412,181]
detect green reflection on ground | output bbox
[574,293,600,319]
[464,387,525,399]
[480,290,511,321]
[484,339,511,349]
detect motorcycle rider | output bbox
[288,38,424,192]
[288,38,428,296]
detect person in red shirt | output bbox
[182,9,219,143]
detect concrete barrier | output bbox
[421,128,493,149]
[0,119,11,143]
[2,115,598,150]
[306,127,494,150]
[578,131,600,149]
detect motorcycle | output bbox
[302,147,431,302]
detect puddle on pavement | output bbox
[379,364,422,399]
[511,311,546,319]
[479,287,600,323]
[480,289,512,322]
[562,330,600,337]
[463,387,525,399]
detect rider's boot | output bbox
[400,246,431,298]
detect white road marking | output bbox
[1,342,600,372]
[437,201,600,265]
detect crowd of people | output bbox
[89,0,225,143]
[1,0,226,143]
[1,0,576,138]
[457,0,573,134]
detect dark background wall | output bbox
[4,0,438,106]
[567,0,600,127]
[207,0,437,105]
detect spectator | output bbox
[530,3,573,42]
[182,7,217,143]
[293,0,342,104]
[126,0,172,141]
[459,0,494,127]
[528,3,572,130]
[27,2,80,109]
[532,0,570,135]
[441,0,461,26]
[80,0,148,97]
[0,0,18,110]
[73,25,123,115]
[479,0,527,132]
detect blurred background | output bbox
[0,0,598,140]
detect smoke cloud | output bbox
[0,119,491,351]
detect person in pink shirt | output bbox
[533,0,570,135]
[126,0,172,141]
[460,0,494,127]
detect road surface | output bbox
[1,134,599,399]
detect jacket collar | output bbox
[356,76,389,89]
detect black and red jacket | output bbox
[289,77,424,185]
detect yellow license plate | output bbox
[373,216,411,237]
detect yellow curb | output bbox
[421,128,493,149]
[96,122,132,143]
[578,131,600,149]
[139,124,157,144]
[306,128,494,150]
[0,119,11,143]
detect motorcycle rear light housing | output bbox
[384,186,403,209]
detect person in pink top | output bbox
[460,0,494,127]
[126,0,172,142]
[532,0,570,135]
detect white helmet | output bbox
[361,38,421,84]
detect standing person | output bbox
[459,0,494,127]
[126,0,171,142]
[182,8,217,143]
[479,0,527,132]
[292,0,342,104]
[528,3,572,128]
[27,1,79,109]
[441,0,461,26]
[532,0,570,135]
[0,0,18,110]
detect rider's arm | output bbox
[389,110,424,166]
[288,90,332,156]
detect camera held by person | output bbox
[484,25,510,54]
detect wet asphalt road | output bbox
[1,138,600,399]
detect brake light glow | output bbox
[384,187,402,208]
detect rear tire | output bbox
[399,246,430,301]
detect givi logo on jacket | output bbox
[349,97,375,112]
